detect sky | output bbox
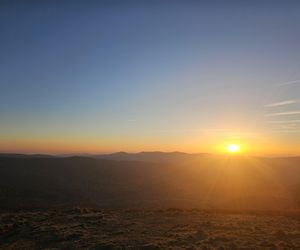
[1,1,300,155]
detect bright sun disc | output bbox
[226,144,240,153]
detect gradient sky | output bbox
[1,1,300,155]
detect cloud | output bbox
[265,111,300,117]
[268,120,300,124]
[265,99,300,107]
[278,79,300,86]
[272,130,300,134]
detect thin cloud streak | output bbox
[265,111,300,117]
[268,120,300,124]
[272,130,300,134]
[278,79,300,86]
[265,99,300,107]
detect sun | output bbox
[226,144,241,153]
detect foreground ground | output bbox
[1,209,300,249]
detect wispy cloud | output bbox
[265,99,300,107]
[265,111,300,117]
[272,130,300,134]
[268,120,300,124]
[278,79,300,86]
[273,124,297,129]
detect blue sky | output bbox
[1,1,300,154]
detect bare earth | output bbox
[1,209,300,250]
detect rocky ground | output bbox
[1,208,300,249]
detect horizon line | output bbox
[0,151,300,158]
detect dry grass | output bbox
[1,208,299,249]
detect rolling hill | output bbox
[0,153,299,210]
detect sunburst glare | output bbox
[226,144,241,153]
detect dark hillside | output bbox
[0,155,299,210]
